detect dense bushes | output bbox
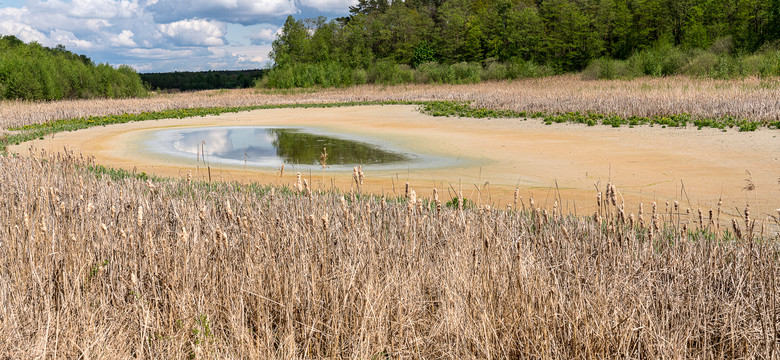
[582,40,780,80]
[259,59,553,89]
[0,36,147,101]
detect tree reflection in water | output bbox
[267,129,408,165]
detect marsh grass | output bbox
[2,75,780,130]
[0,151,778,358]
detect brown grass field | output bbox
[1,77,779,358]
[0,151,778,358]
[1,75,780,129]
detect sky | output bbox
[0,0,356,72]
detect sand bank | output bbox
[10,105,780,221]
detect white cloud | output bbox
[0,20,47,43]
[127,47,195,59]
[68,0,140,18]
[0,8,48,42]
[50,29,94,49]
[110,29,136,47]
[299,0,357,12]
[158,18,225,46]
[86,19,112,31]
[249,27,280,45]
[147,0,296,25]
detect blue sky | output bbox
[0,0,355,72]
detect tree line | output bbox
[141,70,265,91]
[0,36,147,101]
[261,0,780,87]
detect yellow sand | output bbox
[10,105,780,220]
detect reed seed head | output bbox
[609,184,617,206]
[303,179,311,198]
[225,200,233,220]
[732,218,742,239]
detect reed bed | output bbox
[1,151,778,359]
[1,75,779,129]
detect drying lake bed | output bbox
[10,104,780,219]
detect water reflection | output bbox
[165,127,409,166]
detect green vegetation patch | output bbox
[0,35,146,101]
[542,111,780,132]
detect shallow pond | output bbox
[146,126,419,169]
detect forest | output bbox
[0,35,147,101]
[141,70,265,91]
[262,0,780,87]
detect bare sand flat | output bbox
[10,105,780,220]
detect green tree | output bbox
[501,3,544,61]
[541,0,605,70]
[436,0,473,62]
[271,16,310,67]
[682,5,709,48]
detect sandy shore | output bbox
[10,104,780,221]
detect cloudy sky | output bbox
[0,0,355,72]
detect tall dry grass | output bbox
[1,151,778,358]
[1,75,779,129]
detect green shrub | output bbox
[481,62,507,81]
[740,51,780,77]
[351,68,368,85]
[396,64,414,84]
[451,62,481,83]
[506,59,552,79]
[682,51,718,76]
[415,62,452,83]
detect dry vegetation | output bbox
[1,75,779,129]
[1,151,778,359]
[2,77,779,358]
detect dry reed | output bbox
[0,153,778,358]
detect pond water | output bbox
[146,126,423,169]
